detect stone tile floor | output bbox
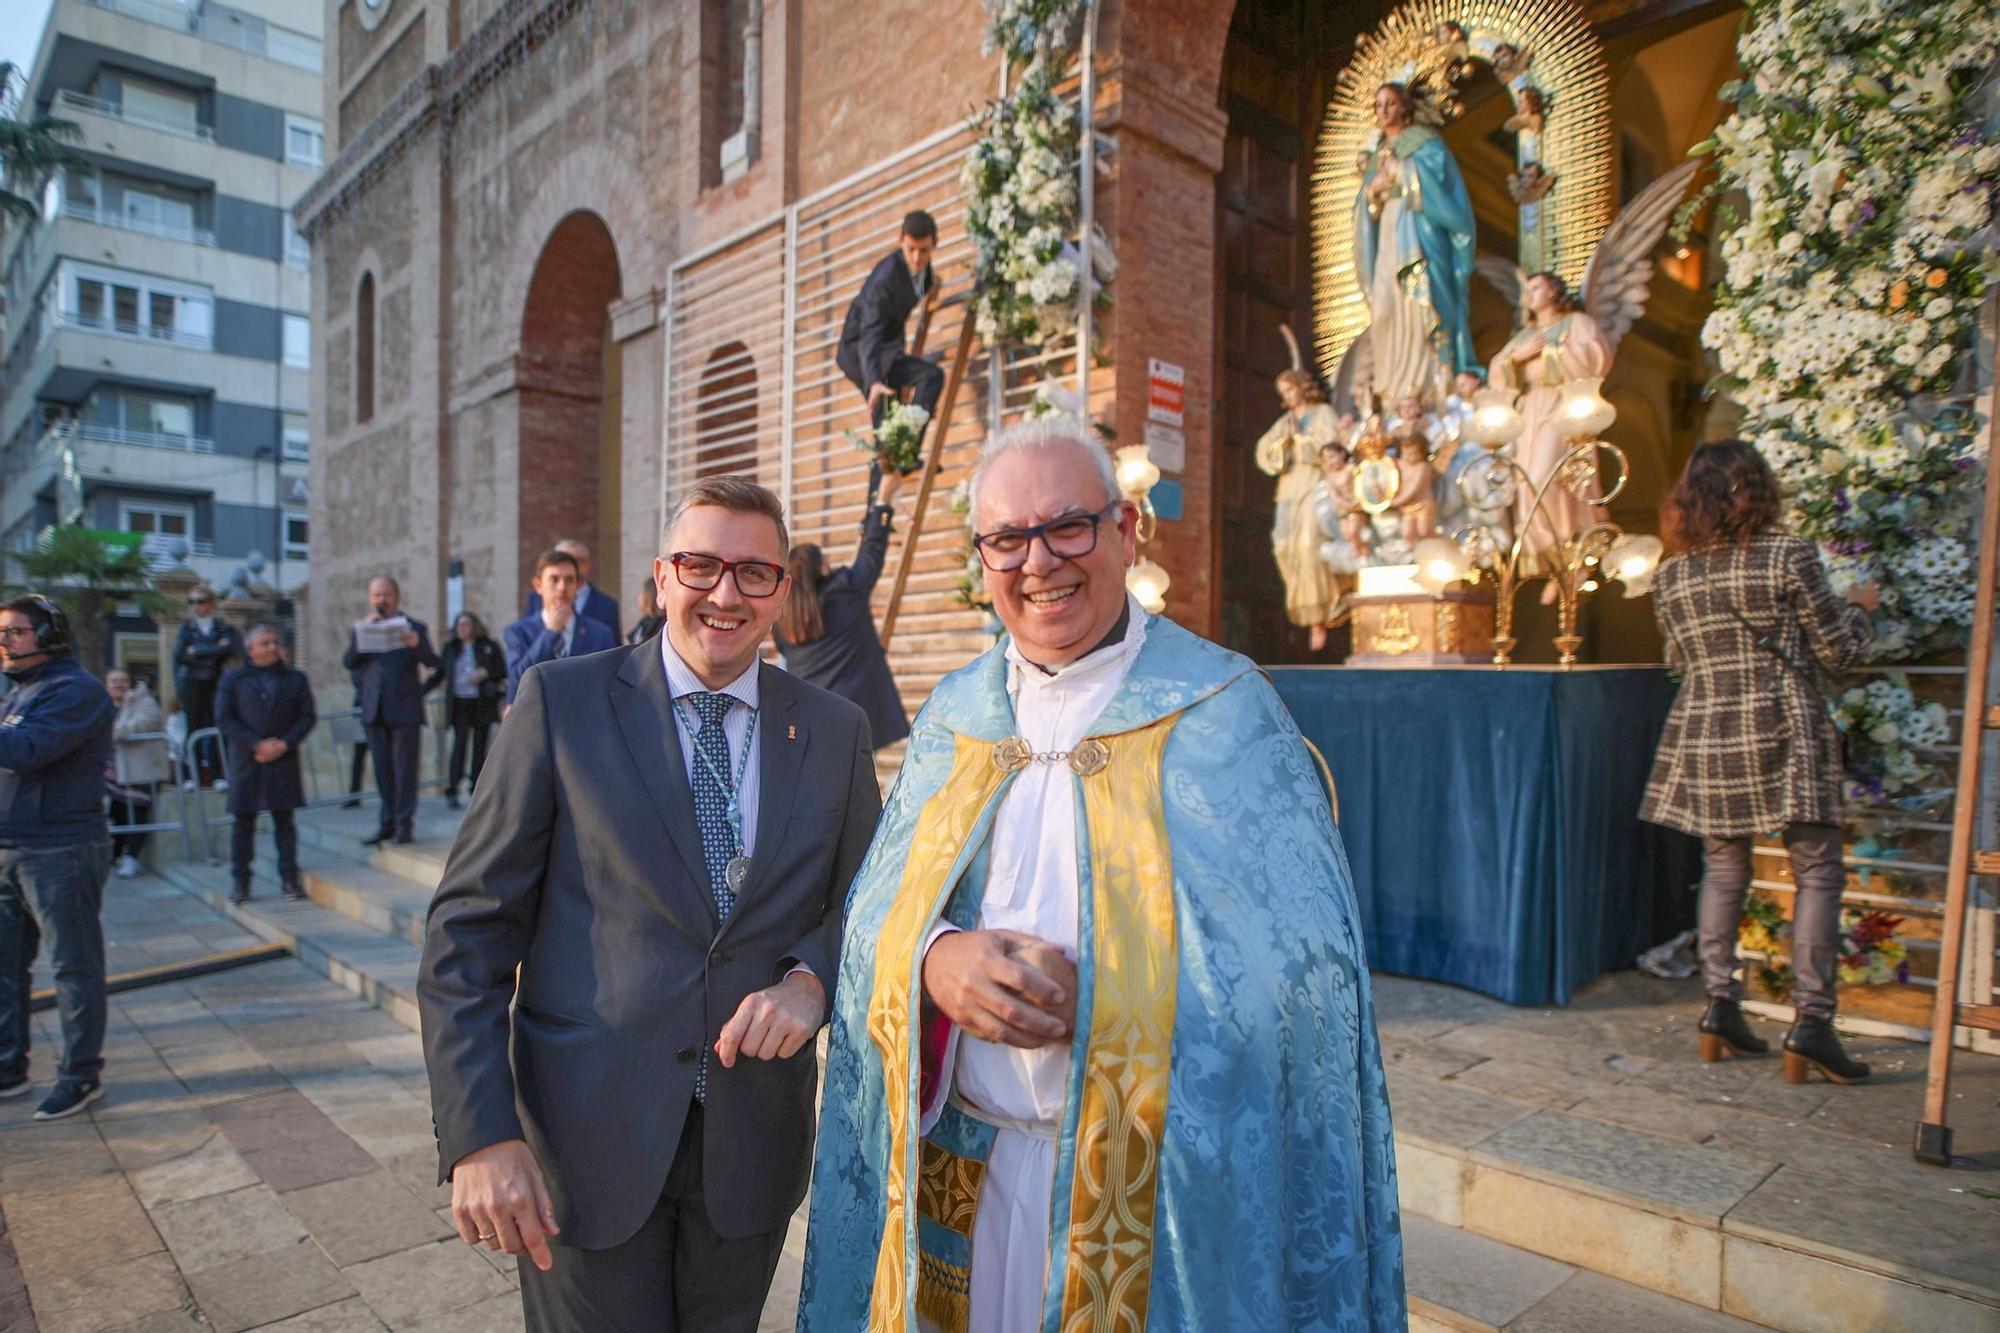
[4,874,803,1332]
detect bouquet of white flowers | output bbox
[847,400,931,474]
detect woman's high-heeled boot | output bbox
[1783,1015,1870,1084]
[1698,999,1769,1062]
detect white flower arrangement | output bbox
[1702,0,2000,671]
[962,2,1114,350]
[1832,675,1953,803]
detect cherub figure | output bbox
[1505,86,1545,137]
[1492,43,1534,86]
[1508,161,1556,204]
[1392,434,1438,542]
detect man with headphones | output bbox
[0,595,116,1121]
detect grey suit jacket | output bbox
[418,641,879,1249]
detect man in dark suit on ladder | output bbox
[419,476,881,1331]
[837,210,944,494]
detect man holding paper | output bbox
[343,576,439,846]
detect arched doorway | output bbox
[518,210,624,599]
[694,341,758,478]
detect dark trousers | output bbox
[348,742,369,796]
[0,840,111,1085]
[870,354,946,429]
[182,680,221,782]
[231,809,299,888]
[110,796,149,860]
[366,723,422,839]
[518,1105,786,1333]
[447,698,492,795]
[1700,823,1845,1019]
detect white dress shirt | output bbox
[660,636,760,857]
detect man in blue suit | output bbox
[521,539,620,641]
[342,576,440,846]
[505,548,616,708]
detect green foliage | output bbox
[5,527,176,668]
[0,62,85,225]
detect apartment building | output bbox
[0,0,322,669]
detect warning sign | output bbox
[1147,359,1185,427]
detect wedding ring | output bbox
[476,1232,497,1242]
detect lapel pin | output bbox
[787,724,797,741]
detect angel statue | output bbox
[1255,337,1344,650]
[1354,81,1478,399]
[1483,157,1706,576]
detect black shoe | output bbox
[445,793,460,810]
[282,882,307,902]
[34,1079,104,1121]
[1783,1015,1871,1085]
[1698,999,1768,1061]
[363,832,391,848]
[394,833,415,846]
[342,798,362,809]
[229,884,251,905]
[0,1077,29,1100]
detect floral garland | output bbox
[1740,890,1909,995]
[1700,0,2000,667]
[961,1,1112,348]
[1831,674,1953,804]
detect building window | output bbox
[120,79,199,136]
[121,185,198,239]
[104,389,198,444]
[283,511,308,561]
[283,313,310,368]
[285,116,325,170]
[60,261,212,345]
[282,412,309,460]
[283,214,309,269]
[355,273,375,422]
[120,501,195,558]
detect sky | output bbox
[2,0,57,94]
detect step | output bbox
[155,855,423,1033]
[1403,1214,1763,1332]
[1388,1073,2000,1331]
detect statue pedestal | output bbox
[1348,575,1495,666]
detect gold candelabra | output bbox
[1415,378,1662,667]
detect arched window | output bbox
[356,272,376,424]
[694,341,756,477]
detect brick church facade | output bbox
[299,0,1737,696]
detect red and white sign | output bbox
[1147,358,1185,427]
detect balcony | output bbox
[54,89,214,145]
[51,308,213,352]
[78,0,324,74]
[53,200,218,248]
[0,420,221,541]
[77,423,217,454]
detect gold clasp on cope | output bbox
[991,736,1112,777]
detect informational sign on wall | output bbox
[1147,358,1185,427]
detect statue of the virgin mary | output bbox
[1353,82,1478,398]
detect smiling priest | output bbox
[799,419,1405,1332]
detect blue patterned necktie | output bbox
[687,690,737,1102]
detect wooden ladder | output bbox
[880,313,980,650]
[1916,340,2000,1165]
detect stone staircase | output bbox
[157,810,2000,1333]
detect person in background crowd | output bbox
[173,587,242,789]
[0,595,115,1122]
[429,613,505,809]
[522,538,622,641]
[344,664,369,809]
[773,467,911,752]
[217,625,317,904]
[1641,439,1880,1085]
[343,576,440,848]
[105,669,170,879]
[627,578,665,645]
[504,549,616,707]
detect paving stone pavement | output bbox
[3,872,804,1331]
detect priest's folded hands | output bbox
[920,928,1077,1046]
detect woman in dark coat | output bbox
[1640,440,1878,1084]
[216,624,316,904]
[427,613,505,808]
[773,468,910,751]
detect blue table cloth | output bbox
[1269,666,1701,1005]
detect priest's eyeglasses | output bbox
[669,552,785,597]
[971,503,1122,573]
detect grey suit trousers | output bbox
[517,1105,786,1332]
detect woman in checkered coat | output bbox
[1641,440,1878,1085]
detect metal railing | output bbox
[78,0,324,73]
[77,423,218,453]
[56,200,217,248]
[52,307,213,350]
[54,89,215,144]
[106,730,200,863]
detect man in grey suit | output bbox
[342,576,440,847]
[419,476,880,1331]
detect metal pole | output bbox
[780,206,798,516]
[1075,1,1098,409]
[659,269,677,531]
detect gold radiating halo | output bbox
[1310,0,1613,384]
